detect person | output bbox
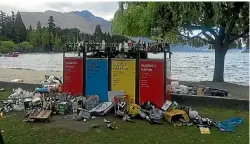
[0,129,4,144]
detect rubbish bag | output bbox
[216,117,243,132]
[149,108,163,123]
[127,104,140,117]
[141,101,156,113]
[85,95,100,110]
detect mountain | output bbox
[73,10,110,32]
[20,10,111,34]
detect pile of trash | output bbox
[0,76,242,133]
[171,81,228,97]
[39,75,63,93]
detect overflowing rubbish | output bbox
[0,81,243,134]
[171,81,228,97]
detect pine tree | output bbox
[5,16,12,39]
[11,11,16,40]
[37,21,41,30]
[14,11,27,43]
[47,16,56,51]
[94,25,103,43]
[29,25,32,31]
[0,11,7,39]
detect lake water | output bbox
[0,52,249,86]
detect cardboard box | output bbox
[164,109,189,123]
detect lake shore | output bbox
[0,68,62,84]
[0,68,248,100]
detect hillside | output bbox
[20,10,111,34]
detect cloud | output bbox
[0,1,118,20]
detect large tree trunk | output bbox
[213,45,227,82]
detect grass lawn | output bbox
[0,91,249,144]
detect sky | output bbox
[0,0,119,20]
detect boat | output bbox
[4,52,19,57]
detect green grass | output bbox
[0,91,249,144]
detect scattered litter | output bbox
[161,100,172,111]
[127,103,140,117]
[216,117,243,132]
[35,87,49,93]
[188,108,199,119]
[193,116,215,128]
[107,124,115,130]
[79,109,91,119]
[171,81,228,97]
[122,115,135,123]
[0,88,5,92]
[85,95,100,110]
[0,83,242,134]
[164,109,190,124]
[89,102,113,116]
[104,119,110,123]
[115,102,127,117]
[200,127,210,134]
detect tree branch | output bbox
[176,31,214,44]
[229,28,249,43]
[201,30,215,43]
[182,25,217,42]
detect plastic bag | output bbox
[216,117,243,132]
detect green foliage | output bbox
[0,40,16,53]
[112,2,249,47]
[0,10,130,53]
[17,41,34,52]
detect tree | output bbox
[112,2,249,82]
[94,25,103,43]
[28,25,32,31]
[11,11,16,40]
[37,21,42,30]
[42,30,50,51]
[54,34,62,52]
[5,16,13,39]
[0,40,15,53]
[18,41,34,52]
[14,11,27,43]
[0,11,7,39]
[47,16,56,51]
